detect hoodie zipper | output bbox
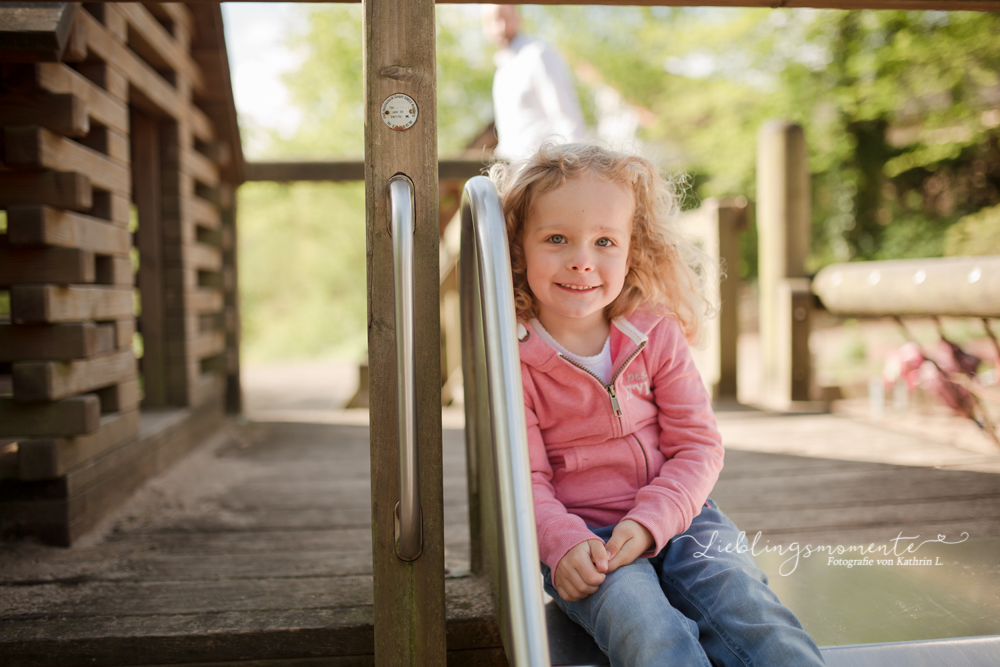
[559,341,647,426]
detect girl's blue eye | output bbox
[549,235,565,244]
[596,238,612,247]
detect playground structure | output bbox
[1,1,1000,666]
[0,2,241,545]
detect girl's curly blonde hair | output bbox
[489,143,716,346]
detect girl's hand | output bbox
[553,539,608,601]
[606,520,654,573]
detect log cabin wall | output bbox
[0,2,243,546]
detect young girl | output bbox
[491,143,826,666]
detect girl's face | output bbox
[522,174,633,335]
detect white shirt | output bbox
[492,34,586,161]
[530,318,612,385]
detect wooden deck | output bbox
[1,400,999,665]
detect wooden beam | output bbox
[0,2,79,62]
[187,287,223,314]
[65,0,1000,10]
[32,62,130,134]
[96,3,129,42]
[186,243,223,272]
[61,9,87,62]
[73,60,130,107]
[112,318,134,350]
[95,255,134,286]
[6,205,132,255]
[12,349,136,401]
[221,204,241,414]
[130,109,169,407]
[0,322,113,362]
[96,378,140,414]
[95,191,133,227]
[17,409,140,481]
[757,120,812,407]
[0,245,95,286]
[0,170,92,211]
[79,125,130,164]
[182,147,220,187]
[813,255,1000,318]
[148,2,195,37]
[78,10,214,140]
[188,195,221,229]
[0,91,89,137]
[115,3,205,93]
[244,159,487,183]
[189,330,226,360]
[0,395,101,438]
[365,0,446,663]
[10,285,134,324]
[3,125,130,195]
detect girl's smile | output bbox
[522,174,634,353]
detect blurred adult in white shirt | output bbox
[481,5,586,161]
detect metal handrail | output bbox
[390,174,421,562]
[459,176,551,666]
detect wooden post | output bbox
[757,121,812,408]
[131,110,168,406]
[363,0,446,664]
[678,198,745,402]
[221,200,241,414]
[716,200,745,400]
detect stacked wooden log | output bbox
[0,3,242,545]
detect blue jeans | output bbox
[541,499,826,666]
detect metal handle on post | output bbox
[390,174,421,562]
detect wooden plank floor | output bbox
[0,421,500,667]
[1,404,999,664]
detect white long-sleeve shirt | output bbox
[492,34,586,160]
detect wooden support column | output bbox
[221,200,241,414]
[364,0,445,664]
[132,110,168,406]
[678,198,746,402]
[757,121,812,408]
[714,200,746,401]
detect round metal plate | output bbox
[381,93,418,131]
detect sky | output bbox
[221,3,304,156]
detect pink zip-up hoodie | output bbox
[519,308,724,574]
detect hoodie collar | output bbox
[517,309,661,374]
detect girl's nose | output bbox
[568,248,594,272]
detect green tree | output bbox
[530,7,1000,269]
[237,6,495,361]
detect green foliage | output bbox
[269,5,364,158]
[238,6,1000,361]
[238,7,494,361]
[525,7,1000,270]
[435,8,496,155]
[258,5,494,159]
[238,182,368,362]
[944,203,1000,256]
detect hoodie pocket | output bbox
[550,439,645,510]
[562,442,631,473]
